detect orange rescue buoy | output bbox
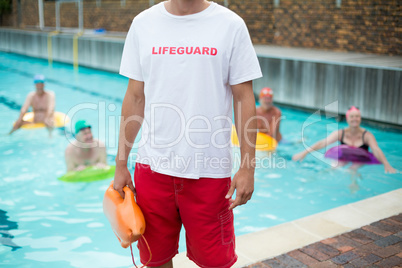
[103,182,146,248]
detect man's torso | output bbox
[30,92,52,122]
[68,140,104,167]
[120,3,262,178]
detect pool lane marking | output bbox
[0,95,22,111]
[0,65,124,103]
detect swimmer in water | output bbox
[256,87,282,142]
[292,106,397,174]
[9,74,55,136]
[65,120,107,172]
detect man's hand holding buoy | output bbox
[114,164,136,199]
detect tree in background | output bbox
[0,0,12,25]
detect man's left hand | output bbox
[225,168,254,210]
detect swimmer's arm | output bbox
[293,130,340,161]
[65,147,76,172]
[18,92,34,120]
[227,81,256,210]
[99,141,107,165]
[93,141,107,168]
[46,91,55,118]
[274,109,282,142]
[255,108,268,134]
[366,132,397,173]
[74,165,87,171]
[10,93,34,134]
[114,79,144,198]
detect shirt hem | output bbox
[119,70,144,82]
[229,72,263,86]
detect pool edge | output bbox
[171,188,402,267]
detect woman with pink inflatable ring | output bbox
[292,106,397,174]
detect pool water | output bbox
[0,52,401,267]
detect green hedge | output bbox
[0,0,12,15]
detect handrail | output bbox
[47,30,60,66]
[73,31,84,70]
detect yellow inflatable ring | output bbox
[21,111,70,129]
[231,125,277,151]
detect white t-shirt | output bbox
[120,2,262,179]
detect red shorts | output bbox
[134,163,237,268]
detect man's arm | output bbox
[255,108,269,134]
[19,92,34,120]
[100,142,107,165]
[226,81,256,210]
[9,93,34,134]
[96,140,107,166]
[46,91,55,116]
[114,79,145,198]
[44,91,55,127]
[274,109,282,142]
[65,146,76,172]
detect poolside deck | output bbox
[243,213,402,268]
[172,189,402,267]
[254,45,402,70]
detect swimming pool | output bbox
[0,52,401,267]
